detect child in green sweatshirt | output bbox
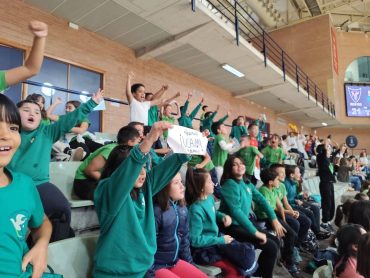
[93,122,190,278]
[185,167,257,277]
[178,92,203,129]
[9,90,103,225]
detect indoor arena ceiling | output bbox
[24,0,339,127]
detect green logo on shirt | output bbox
[10,213,28,239]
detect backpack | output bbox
[301,229,319,254]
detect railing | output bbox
[191,0,336,117]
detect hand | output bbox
[271,219,286,238]
[255,231,267,244]
[92,89,104,104]
[202,129,210,138]
[22,242,48,278]
[227,111,231,117]
[175,92,181,98]
[54,97,62,104]
[195,164,202,169]
[216,105,220,111]
[223,235,234,244]
[29,21,48,38]
[188,92,192,99]
[127,71,135,80]
[223,215,232,227]
[162,85,168,91]
[200,97,204,104]
[295,199,303,206]
[303,192,309,199]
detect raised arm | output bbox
[46,96,62,122]
[70,121,89,134]
[153,91,180,107]
[217,111,230,124]
[189,97,203,120]
[125,71,135,104]
[151,84,168,100]
[5,21,48,87]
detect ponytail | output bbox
[334,204,344,228]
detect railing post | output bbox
[282,51,286,81]
[191,0,195,12]
[315,85,318,105]
[262,31,267,67]
[306,76,309,99]
[234,0,239,46]
[296,65,299,92]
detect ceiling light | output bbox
[222,64,245,77]
[321,122,328,126]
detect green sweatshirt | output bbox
[178,100,202,129]
[188,195,226,247]
[8,99,97,185]
[0,71,6,91]
[200,112,228,137]
[93,145,189,278]
[230,125,247,143]
[220,178,277,235]
[148,105,159,126]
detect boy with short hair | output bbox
[261,134,285,167]
[237,135,263,183]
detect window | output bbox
[0,44,24,103]
[27,57,103,132]
[345,56,370,83]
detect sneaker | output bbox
[285,263,300,277]
[321,222,335,233]
[315,231,331,240]
[292,247,302,264]
[69,147,84,161]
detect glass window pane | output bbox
[0,44,24,103]
[29,57,68,89]
[69,65,101,93]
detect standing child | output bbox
[247,122,261,185]
[229,116,248,143]
[186,168,257,278]
[178,92,203,129]
[8,90,103,226]
[145,85,168,126]
[200,105,229,136]
[0,94,52,278]
[1,21,47,92]
[93,122,190,278]
[211,121,239,182]
[161,101,179,140]
[150,173,207,278]
[237,135,263,183]
[199,105,209,130]
[261,134,285,167]
[255,168,299,276]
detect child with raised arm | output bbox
[8,90,104,225]
[178,92,203,129]
[93,122,190,278]
[186,168,257,278]
[1,21,47,92]
[0,94,52,278]
[230,116,248,143]
[125,72,166,125]
[200,105,229,136]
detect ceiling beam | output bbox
[276,106,316,115]
[233,83,285,98]
[135,21,211,59]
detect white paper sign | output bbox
[167,125,208,155]
[94,100,106,111]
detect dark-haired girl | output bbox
[149,173,207,278]
[186,167,257,278]
[93,122,190,278]
[218,155,284,278]
[335,224,366,278]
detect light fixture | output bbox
[221,64,245,77]
[321,122,328,126]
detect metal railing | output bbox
[191,0,336,117]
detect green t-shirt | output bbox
[188,155,215,171]
[148,106,158,127]
[255,186,278,219]
[261,146,285,166]
[0,71,7,92]
[274,182,287,202]
[212,134,228,167]
[75,143,117,180]
[0,169,44,277]
[237,146,259,175]
[161,115,176,139]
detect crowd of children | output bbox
[2,20,370,278]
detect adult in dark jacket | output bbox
[316,144,336,231]
[150,173,206,278]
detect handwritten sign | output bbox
[167,125,207,155]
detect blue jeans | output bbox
[350,176,361,191]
